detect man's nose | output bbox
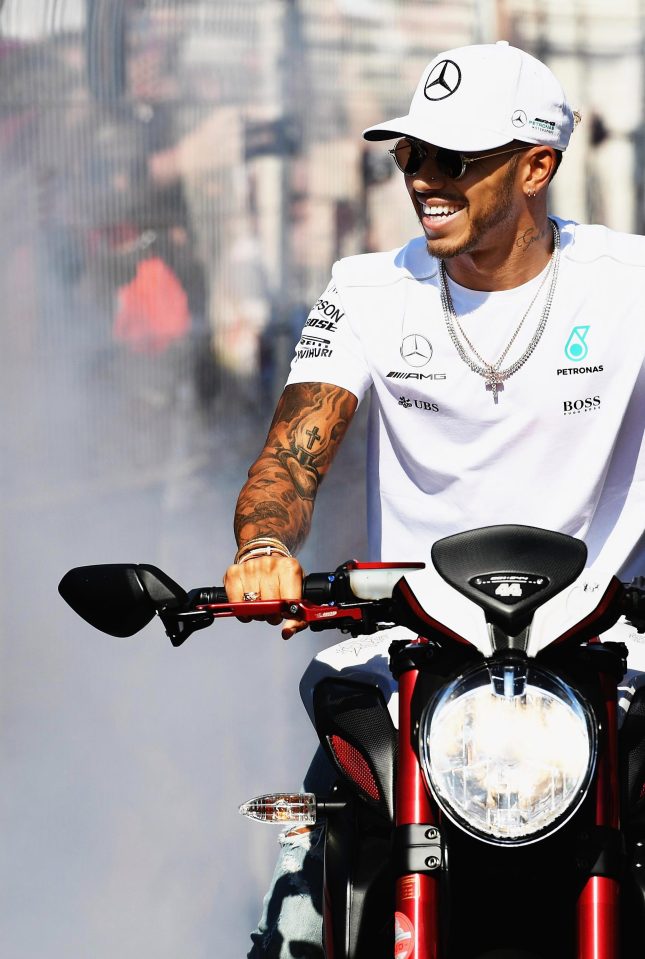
[410,154,444,186]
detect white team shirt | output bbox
[287,218,644,584]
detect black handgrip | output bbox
[622,577,645,634]
[191,586,229,605]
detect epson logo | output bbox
[387,371,446,380]
[312,298,344,324]
[563,396,601,415]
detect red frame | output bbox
[395,638,621,959]
[576,668,620,958]
[396,663,441,958]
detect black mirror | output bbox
[58,564,187,637]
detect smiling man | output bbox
[226,41,645,958]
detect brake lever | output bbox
[161,597,392,646]
[194,599,365,627]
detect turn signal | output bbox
[239,792,317,824]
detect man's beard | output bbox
[425,162,518,260]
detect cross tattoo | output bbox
[305,425,321,449]
[485,377,504,405]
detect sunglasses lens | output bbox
[435,148,464,179]
[392,139,424,175]
[391,141,469,178]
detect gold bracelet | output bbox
[234,536,292,565]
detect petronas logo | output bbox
[565,326,590,362]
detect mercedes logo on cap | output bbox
[424,60,462,101]
[400,334,433,367]
[512,109,527,128]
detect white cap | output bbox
[363,41,574,152]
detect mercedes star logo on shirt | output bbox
[400,334,433,367]
[424,60,462,101]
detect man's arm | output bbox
[235,382,357,550]
[224,381,358,636]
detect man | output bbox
[224,41,645,957]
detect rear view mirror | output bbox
[58,564,187,637]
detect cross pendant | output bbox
[485,377,504,404]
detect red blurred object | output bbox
[113,256,190,353]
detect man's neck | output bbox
[443,217,555,292]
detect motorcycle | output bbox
[59,524,645,959]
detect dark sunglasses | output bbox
[388,137,528,180]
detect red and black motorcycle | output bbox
[59,524,645,959]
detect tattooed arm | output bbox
[224,382,358,637]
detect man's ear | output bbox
[523,146,558,198]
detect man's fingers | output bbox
[281,618,307,640]
[278,556,304,603]
[223,556,305,631]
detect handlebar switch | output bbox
[304,568,355,605]
[302,572,338,605]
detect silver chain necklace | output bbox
[439,220,560,404]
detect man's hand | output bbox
[224,553,306,639]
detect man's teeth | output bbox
[422,204,460,216]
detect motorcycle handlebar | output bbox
[193,577,645,613]
[190,575,645,632]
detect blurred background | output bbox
[1,1,643,956]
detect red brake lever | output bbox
[195,600,363,624]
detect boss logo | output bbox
[563,396,601,415]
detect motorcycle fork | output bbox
[395,665,442,959]
[577,670,620,959]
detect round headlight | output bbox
[420,660,596,845]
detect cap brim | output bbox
[362,114,509,152]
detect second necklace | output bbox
[439,219,561,404]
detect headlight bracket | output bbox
[576,825,625,881]
[394,823,444,874]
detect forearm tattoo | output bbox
[234,383,357,552]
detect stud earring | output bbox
[527,189,536,198]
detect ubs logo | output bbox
[398,396,439,413]
[400,334,433,368]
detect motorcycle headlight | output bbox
[419,660,596,845]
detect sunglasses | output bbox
[388,138,528,180]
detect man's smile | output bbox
[415,191,467,232]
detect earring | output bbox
[527,189,536,198]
